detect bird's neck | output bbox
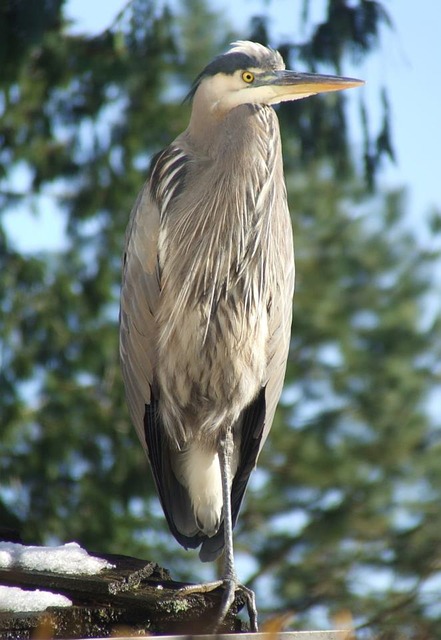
[187,102,269,159]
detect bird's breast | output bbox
[156,254,269,447]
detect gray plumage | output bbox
[119,40,363,628]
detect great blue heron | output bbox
[120,40,363,631]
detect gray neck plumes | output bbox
[159,104,285,344]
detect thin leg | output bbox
[179,429,258,632]
[219,427,237,582]
[214,427,258,632]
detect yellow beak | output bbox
[265,69,364,103]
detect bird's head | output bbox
[187,40,364,118]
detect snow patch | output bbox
[0,585,72,612]
[0,541,114,575]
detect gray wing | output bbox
[119,180,160,447]
[120,148,202,550]
[120,144,189,445]
[260,222,295,452]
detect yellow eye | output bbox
[242,71,255,84]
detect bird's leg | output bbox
[177,428,258,632]
[213,426,258,632]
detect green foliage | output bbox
[0,0,64,85]
[1,1,440,638]
[300,0,392,68]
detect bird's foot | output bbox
[214,576,257,633]
[178,578,258,632]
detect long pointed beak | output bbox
[266,69,364,103]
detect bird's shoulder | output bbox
[149,141,191,217]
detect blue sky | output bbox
[4,1,441,250]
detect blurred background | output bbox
[1,1,440,637]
